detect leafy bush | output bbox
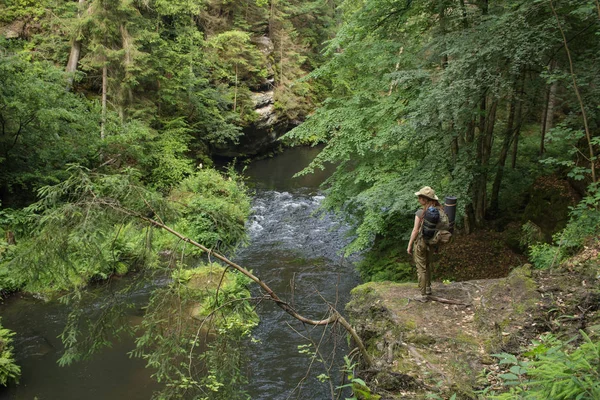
[0,318,20,386]
[529,184,600,269]
[357,249,413,283]
[132,263,258,399]
[490,331,600,399]
[2,165,251,294]
[528,243,562,270]
[156,167,251,255]
[0,46,101,203]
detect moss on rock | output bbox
[345,264,586,399]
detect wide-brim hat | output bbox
[415,186,439,201]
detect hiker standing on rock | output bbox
[407,186,446,300]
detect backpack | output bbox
[421,207,452,245]
[421,207,439,240]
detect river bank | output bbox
[347,243,600,399]
[0,146,360,399]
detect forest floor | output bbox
[347,241,600,399]
[435,229,527,281]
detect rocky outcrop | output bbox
[1,21,26,39]
[1,20,41,40]
[252,36,275,91]
[213,36,300,158]
[213,89,295,158]
[346,261,600,399]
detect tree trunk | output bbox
[491,76,525,214]
[511,129,519,169]
[268,0,275,39]
[65,0,86,87]
[544,80,557,139]
[101,63,107,139]
[482,99,498,166]
[233,63,238,113]
[459,0,469,28]
[480,0,489,15]
[540,60,557,155]
[6,231,16,245]
[120,23,134,120]
[490,99,517,216]
[540,86,549,155]
[474,98,498,226]
[463,203,475,235]
[279,32,284,86]
[465,119,475,143]
[451,124,459,164]
[550,0,596,183]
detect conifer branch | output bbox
[98,198,374,367]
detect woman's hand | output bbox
[407,246,412,255]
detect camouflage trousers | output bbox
[413,237,435,295]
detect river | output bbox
[0,146,361,399]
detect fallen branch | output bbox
[416,295,470,306]
[102,199,374,367]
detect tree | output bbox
[65,0,87,87]
[285,0,600,253]
[206,30,267,115]
[0,47,101,205]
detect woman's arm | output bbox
[407,215,421,255]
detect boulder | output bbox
[213,89,297,158]
[252,35,274,56]
[252,90,274,109]
[1,21,25,39]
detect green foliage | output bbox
[0,318,20,386]
[165,167,251,253]
[528,243,562,270]
[2,167,160,293]
[337,355,381,400]
[1,164,250,294]
[1,0,334,168]
[284,0,600,256]
[0,0,47,23]
[146,118,194,190]
[0,0,338,209]
[0,206,34,292]
[520,221,544,248]
[133,263,258,399]
[0,164,256,395]
[489,331,600,399]
[0,45,101,203]
[0,1,337,396]
[356,221,414,282]
[529,183,600,269]
[206,30,267,86]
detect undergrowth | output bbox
[0,318,20,386]
[487,331,600,399]
[528,183,600,269]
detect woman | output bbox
[407,186,441,299]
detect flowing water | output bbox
[0,146,361,399]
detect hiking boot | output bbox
[426,287,432,295]
[416,294,429,302]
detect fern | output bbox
[0,318,20,386]
[490,331,600,399]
